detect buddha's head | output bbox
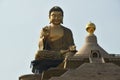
[49,6,64,25]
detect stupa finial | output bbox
[86,22,96,34]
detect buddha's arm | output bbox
[67,29,75,47]
[38,37,44,50]
[38,26,50,50]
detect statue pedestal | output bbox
[19,68,67,80]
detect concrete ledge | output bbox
[19,74,42,80]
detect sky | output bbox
[0,0,120,80]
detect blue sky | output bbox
[0,0,120,80]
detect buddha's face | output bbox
[49,11,63,25]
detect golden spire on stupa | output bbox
[86,22,96,34]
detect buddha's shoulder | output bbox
[61,26,72,33]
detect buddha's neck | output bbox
[50,23,61,28]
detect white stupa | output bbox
[74,22,109,59]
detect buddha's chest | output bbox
[49,27,64,41]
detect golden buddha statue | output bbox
[31,6,76,74]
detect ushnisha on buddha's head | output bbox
[49,6,64,25]
[86,22,96,34]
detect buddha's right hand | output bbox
[41,26,50,38]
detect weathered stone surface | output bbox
[42,68,67,80]
[50,63,120,80]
